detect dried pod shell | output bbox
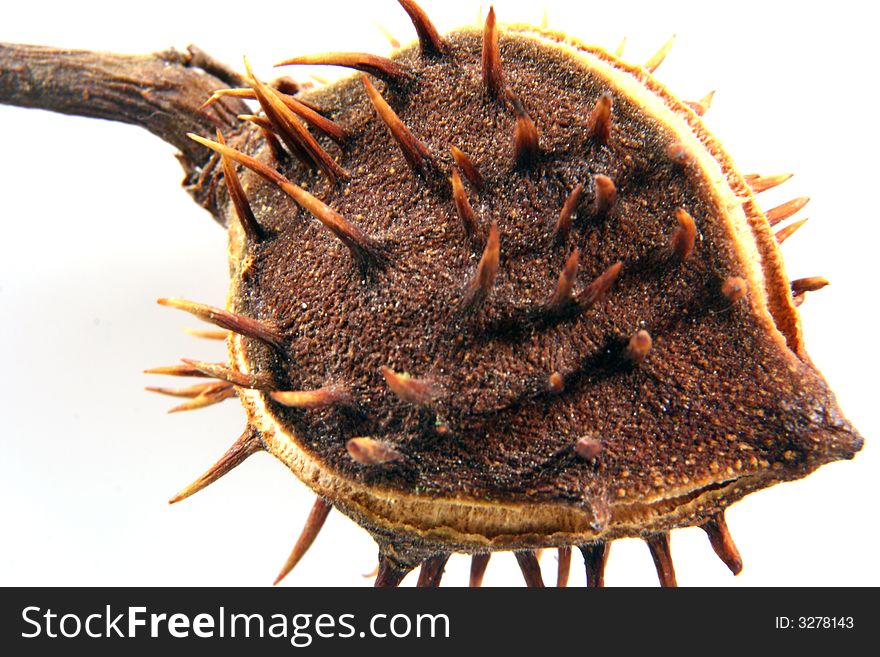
[0,0,871,588]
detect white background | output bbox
[0,0,877,587]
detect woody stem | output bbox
[0,43,248,169]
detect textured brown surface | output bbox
[222,29,861,542]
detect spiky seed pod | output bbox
[0,0,869,587]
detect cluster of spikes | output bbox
[146,0,823,586]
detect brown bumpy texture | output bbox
[0,0,866,586]
[228,31,860,520]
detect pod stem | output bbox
[0,43,248,170]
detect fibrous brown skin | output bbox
[0,1,865,587]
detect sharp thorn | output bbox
[144,364,212,378]
[374,21,401,49]
[416,553,450,587]
[381,366,438,406]
[666,141,693,166]
[145,381,229,399]
[180,358,275,390]
[514,550,545,587]
[277,93,349,144]
[167,382,237,414]
[547,371,564,394]
[215,130,265,242]
[375,555,413,588]
[743,172,793,193]
[645,532,677,587]
[699,90,716,109]
[208,83,327,110]
[509,92,540,168]
[167,393,236,414]
[221,87,347,143]
[775,218,808,245]
[188,134,382,270]
[450,145,485,191]
[766,196,810,227]
[579,542,610,587]
[397,0,446,56]
[276,52,409,85]
[553,185,584,244]
[700,511,743,576]
[547,248,580,311]
[683,100,704,116]
[556,547,572,587]
[721,276,748,303]
[240,67,313,169]
[362,75,435,177]
[574,435,602,462]
[346,437,404,465]
[270,385,353,409]
[482,7,504,98]
[238,113,274,130]
[245,59,348,184]
[450,168,481,244]
[204,87,258,103]
[273,498,333,585]
[183,327,229,340]
[460,220,501,312]
[670,208,696,261]
[199,91,227,112]
[168,427,262,504]
[469,553,491,587]
[157,298,285,349]
[684,90,715,116]
[576,261,623,310]
[593,175,616,218]
[791,276,829,296]
[624,329,653,364]
[645,34,676,73]
[588,93,612,145]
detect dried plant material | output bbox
[0,0,864,589]
[721,276,748,303]
[625,330,653,364]
[346,437,404,465]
